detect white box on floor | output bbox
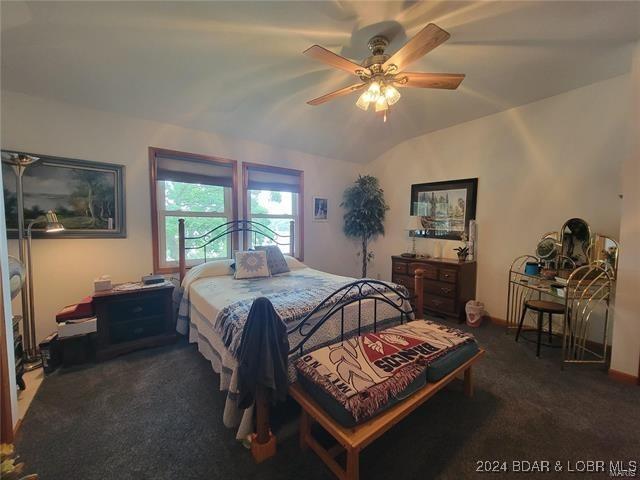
[57,317,97,338]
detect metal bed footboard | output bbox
[287,279,416,356]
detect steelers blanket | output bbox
[295,320,474,422]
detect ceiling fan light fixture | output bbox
[355,90,371,111]
[374,95,388,112]
[384,85,401,106]
[367,81,381,98]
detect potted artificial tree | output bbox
[341,175,389,278]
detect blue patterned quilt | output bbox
[216,272,409,356]
[179,266,411,358]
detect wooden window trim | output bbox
[242,161,304,261]
[149,147,239,274]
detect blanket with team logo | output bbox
[295,320,475,422]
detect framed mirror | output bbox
[589,234,619,278]
[560,218,592,267]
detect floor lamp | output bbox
[1,153,65,370]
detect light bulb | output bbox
[384,85,401,106]
[367,81,381,102]
[355,90,371,111]
[375,96,388,112]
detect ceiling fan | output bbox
[304,23,464,121]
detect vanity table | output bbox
[506,218,617,368]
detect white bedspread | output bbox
[178,259,412,440]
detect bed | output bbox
[177,254,414,440]
[175,219,429,459]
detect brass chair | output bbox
[515,299,565,357]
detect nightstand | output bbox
[92,283,176,361]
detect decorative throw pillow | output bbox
[255,245,290,275]
[234,250,270,279]
[283,255,305,270]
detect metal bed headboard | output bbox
[178,219,294,280]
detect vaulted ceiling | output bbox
[2,1,639,163]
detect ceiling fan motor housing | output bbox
[367,35,389,56]
[362,36,391,77]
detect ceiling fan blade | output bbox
[396,72,465,90]
[303,45,367,76]
[307,83,366,105]
[383,23,450,72]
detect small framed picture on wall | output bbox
[313,197,328,222]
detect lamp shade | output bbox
[45,210,65,232]
[406,216,422,231]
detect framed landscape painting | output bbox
[2,150,126,238]
[410,178,477,240]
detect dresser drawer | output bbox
[438,268,458,284]
[424,279,456,298]
[392,261,408,275]
[106,296,165,323]
[109,315,166,344]
[424,294,455,314]
[391,274,414,293]
[408,263,438,280]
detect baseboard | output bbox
[608,368,639,386]
[488,316,507,326]
[13,418,22,436]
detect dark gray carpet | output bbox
[15,320,639,480]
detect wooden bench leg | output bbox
[346,447,359,480]
[299,410,311,451]
[464,366,473,398]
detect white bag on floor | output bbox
[465,300,485,327]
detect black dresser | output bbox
[93,283,176,361]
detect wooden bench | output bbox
[289,349,485,480]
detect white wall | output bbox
[610,42,640,378]
[1,91,361,342]
[365,75,631,329]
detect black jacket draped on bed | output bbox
[237,297,290,409]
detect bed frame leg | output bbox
[414,269,425,320]
[178,218,186,282]
[251,386,276,463]
[464,366,474,398]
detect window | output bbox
[243,163,303,259]
[150,148,237,273]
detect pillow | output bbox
[255,246,290,275]
[182,258,234,288]
[234,251,270,279]
[284,255,306,270]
